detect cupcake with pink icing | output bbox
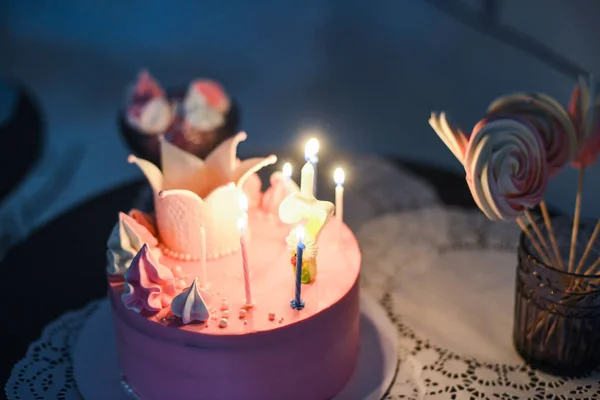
[119,70,239,166]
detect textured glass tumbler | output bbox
[513,217,600,376]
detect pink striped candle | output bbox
[237,216,252,306]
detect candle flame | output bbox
[237,215,247,231]
[239,193,249,212]
[295,225,305,241]
[305,138,319,160]
[282,162,292,179]
[334,168,345,186]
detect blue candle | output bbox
[291,226,306,310]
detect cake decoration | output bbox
[128,131,277,259]
[122,244,177,313]
[291,225,307,310]
[219,318,228,328]
[239,309,247,319]
[334,167,345,245]
[126,70,173,135]
[268,311,276,321]
[107,212,158,276]
[171,277,210,324]
[129,209,157,237]
[261,169,300,216]
[279,161,334,239]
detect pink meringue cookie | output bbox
[171,277,210,324]
[465,116,549,220]
[261,171,300,216]
[189,80,231,114]
[569,76,600,168]
[122,244,177,313]
[129,209,158,237]
[127,70,173,135]
[487,93,577,175]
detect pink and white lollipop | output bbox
[487,93,577,175]
[429,112,469,164]
[464,116,549,220]
[569,75,600,169]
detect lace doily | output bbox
[5,301,101,400]
[359,207,600,400]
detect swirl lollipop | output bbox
[567,75,600,272]
[487,92,577,175]
[464,116,549,221]
[569,75,600,169]
[429,112,469,164]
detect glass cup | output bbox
[513,216,600,376]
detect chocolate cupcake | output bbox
[118,70,239,166]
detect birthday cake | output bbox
[106,132,361,400]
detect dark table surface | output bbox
[0,157,491,386]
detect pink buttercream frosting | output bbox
[465,116,549,220]
[260,171,300,216]
[122,244,177,313]
[129,209,157,237]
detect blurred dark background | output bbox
[0,0,599,224]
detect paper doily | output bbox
[359,207,600,400]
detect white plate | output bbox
[73,293,398,400]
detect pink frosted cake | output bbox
[106,132,361,400]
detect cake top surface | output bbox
[109,210,360,336]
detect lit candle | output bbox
[334,168,345,244]
[291,225,306,310]
[282,162,292,189]
[304,138,319,196]
[300,162,315,198]
[237,216,252,307]
[199,225,207,287]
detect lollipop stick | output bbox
[540,202,564,270]
[568,169,584,272]
[524,209,553,265]
[517,216,551,265]
[574,219,600,275]
[589,257,600,275]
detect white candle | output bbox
[237,216,252,306]
[199,225,207,287]
[304,138,319,196]
[334,168,345,244]
[300,162,315,198]
[282,162,292,190]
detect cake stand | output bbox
[73,293,398,400]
